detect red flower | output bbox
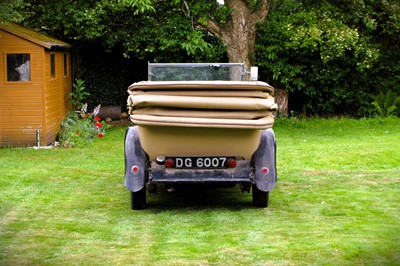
[95,116,101,121]
[96,122,102,128]
[75,131,80,135]
[98,133,104,138]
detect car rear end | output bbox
[124,64,277,209]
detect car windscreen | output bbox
[148,63,245,81]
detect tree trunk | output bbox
[221,1,257,70]
[204,0,269,80]
[274,88,289,116]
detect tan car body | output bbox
[124,65,277,209]
[127,81,276,160]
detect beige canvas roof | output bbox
[128,80,274,94]
[127,80,277,129]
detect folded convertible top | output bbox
[127,81,277,129]
[128,80,275,92]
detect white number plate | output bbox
[173,157,234,169]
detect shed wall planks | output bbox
[0,26,72,147]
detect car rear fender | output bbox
[253,128,277,192]
[124,126,148,192]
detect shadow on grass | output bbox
[143,184,256,211]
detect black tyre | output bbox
[252,184,269,208]
[130,186,146,210]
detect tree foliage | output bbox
[15,0,225,62]
[0,0,23,22]
[3,0,399,116]
[14,0,271,68]
[256,0,400,116]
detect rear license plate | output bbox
[173,157,234,169]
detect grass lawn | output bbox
[0,117,399,265]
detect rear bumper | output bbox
[149,160,252,183]
[124,126,276,192]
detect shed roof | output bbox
[0,20,71,50]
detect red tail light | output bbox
[261,167,269,175]
[227,158,237,168]
[165,158,175,168]
[132,165,139,174]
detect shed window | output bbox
[7,54,31,82]
[63,53,68,76]
[50,54,56,78]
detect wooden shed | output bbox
[0,21,72,147]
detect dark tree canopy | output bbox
[2,0,399,116]
[256,0,400,116]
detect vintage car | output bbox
[125,63,277,209]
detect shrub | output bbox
[59,105,110,148]
[69,79,90,111]
[371,90,400,117]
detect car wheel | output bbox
[131,186,146,210]
[252,184,269,207]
